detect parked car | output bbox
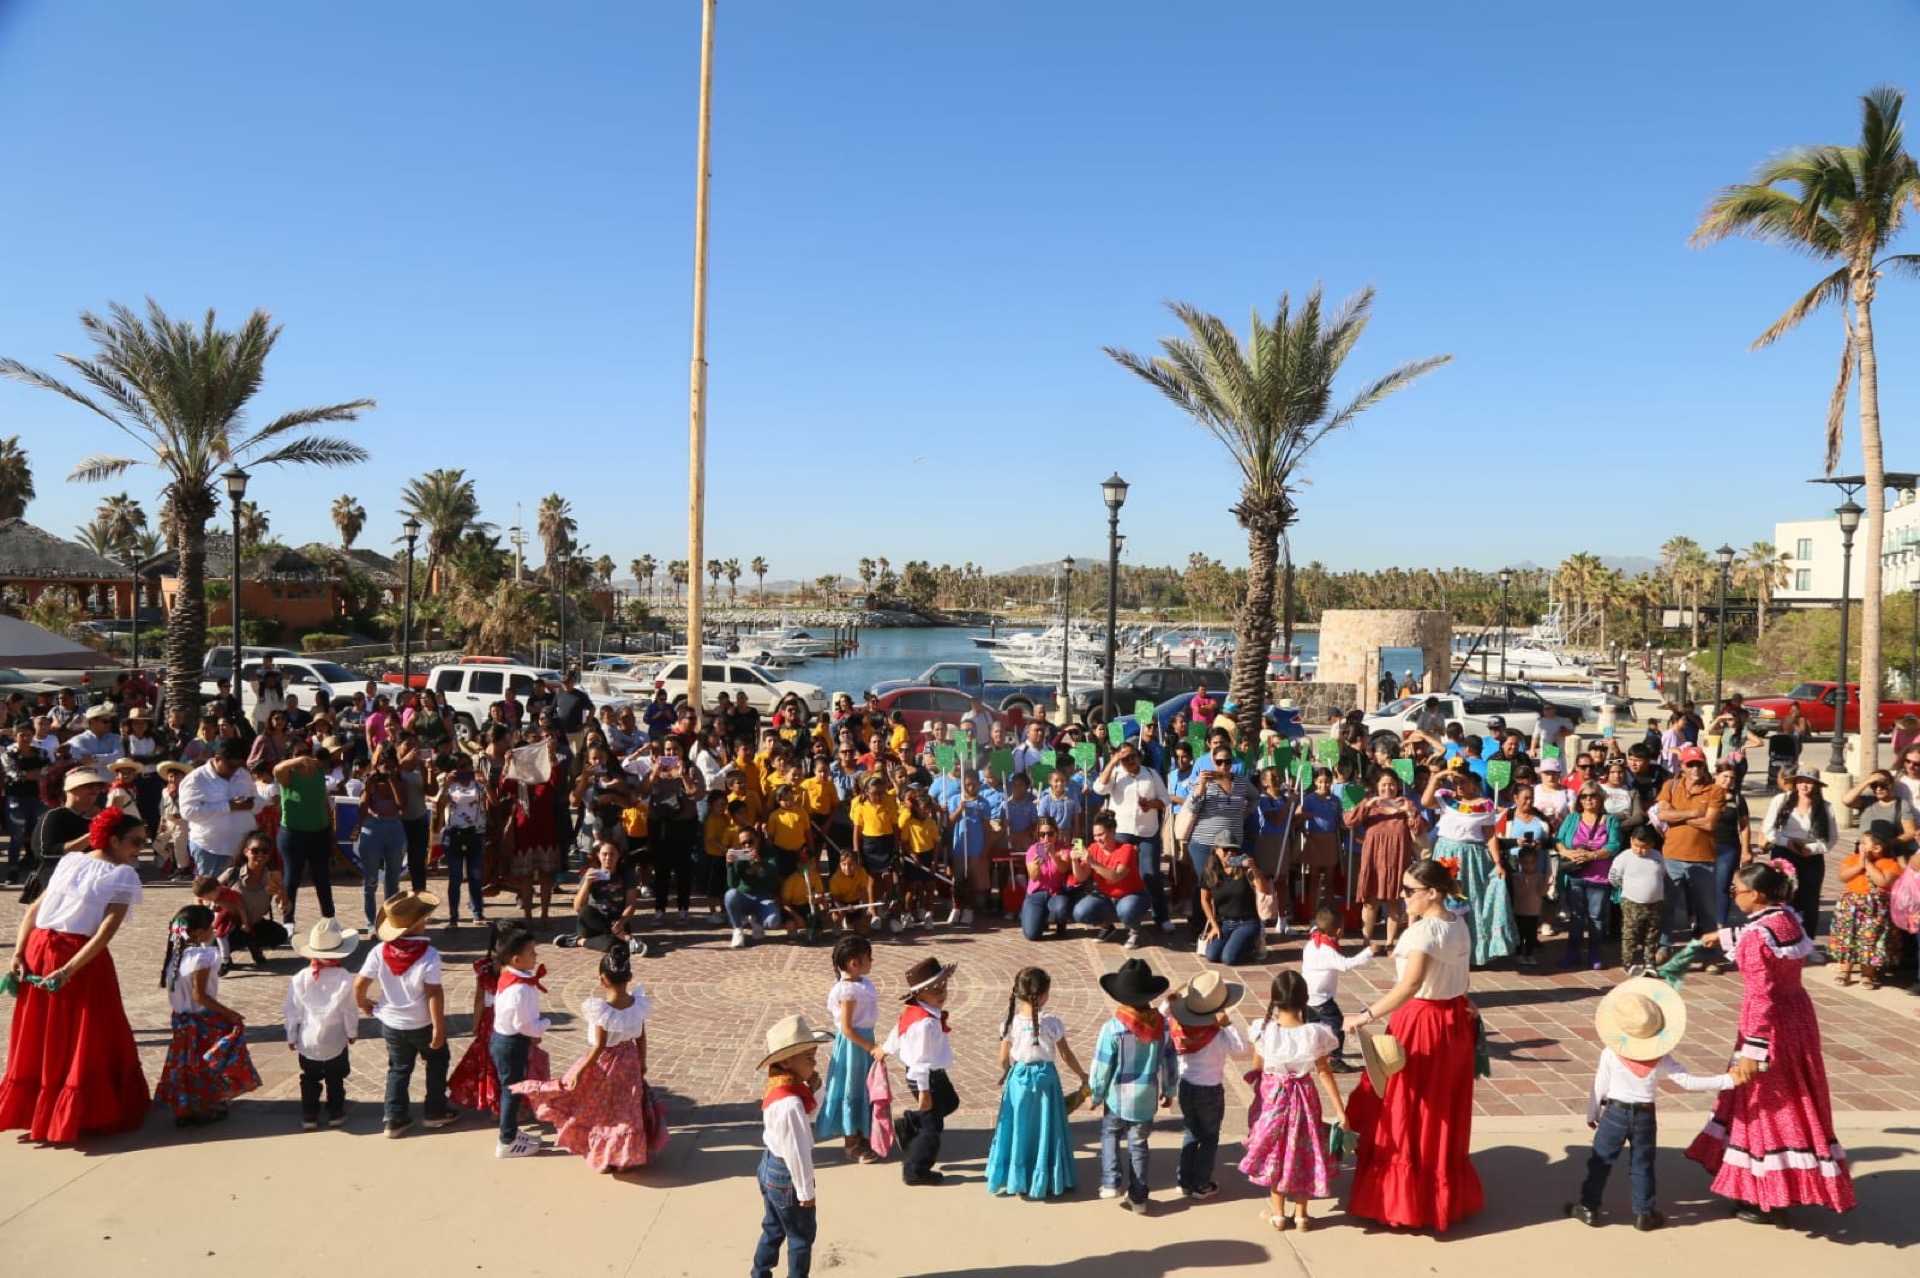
[428,661,564,736]
[865,662,1060,716]
[1743,681,1920,737]
[1071,665,1230,724]
[650,660,828,716]
[198,657,363,716]
[0,667,71,699]
[201,645,299,683]
[871,686,1011,739]
[1131,691,1306,745]
[1361,681,1585,753]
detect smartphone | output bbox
[1227,854,1251,869]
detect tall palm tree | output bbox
[0,300,371,709]
[593,554,615,587]
[706,559,723,599]
[0,436,34,520]
[1107,287,1449,738]
[858,557,876,596]
[73,518,118,558]
[1693,85,1920,770]
[1738,541,1793,638]
[235,499,269,553]
[667,559,688,602]
[636,554,656,602]
[815,574,837,604]
[331,494,366,550]
[723,557,741,603]
[751,555,768,601]
[400,468,489,596]
[536,494,575,570]
[96,492,146,553]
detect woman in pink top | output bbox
[1019,819,1076,941]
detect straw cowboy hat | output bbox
[157,761,191,781]
[291,917,362,962]
[125,706,153,721]
[63,768,110,792]
[1169,970,1244,1028]
[108,758,143,775]
[1594,976,1687,1063]
[1099,957,1171,1008]
[1359,1029,1407,1096]
[758,1013,834,1071]
[374,889,440,941]
[900,956,958,1002]
[84,704,115,721]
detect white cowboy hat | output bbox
[1594,976,1687,1063]
[757,1013,834,1071]
[1359,1029,1407,1097]
[291,917,362,962]
[1169,970,1245,1028]
[63,768,110,792]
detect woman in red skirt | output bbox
[0,807,152,1143]
[1686,859,1855,1226]
[1342,857,1483,1232]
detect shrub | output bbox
[302,633,352,653]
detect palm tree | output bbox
[235,499,269,553]
[0,436,34,520]
[0,300,371,710]
[858,557,876,597]
[667,559,688,602]
[400,468,489,595]
[96,492,146,553]
[635,555,656,602]
[74,518,118,558]
[751,555,768,602]
[1693,86,1920,770]
[331,494,366,550]
[1738,541,1793,638]
[723,557,741,603]
[593,554,615,587]
[536,494,575,570]
[1106,287,1449,739]
[815,574,837,604]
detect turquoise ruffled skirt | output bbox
[815,1028,873,1141]
[984,1060,1078,1198]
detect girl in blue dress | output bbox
[816,935,883,1161]
[984,966,1090,1199]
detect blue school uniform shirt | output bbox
[1035,791,1077,831]
[1300,791,1342,835]
[1002,795,1037,843]
[947,790,1002,860]
[1254,793,1291,836]
[927,774,962,811]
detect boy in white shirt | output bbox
[1568,977,1736,1232]
[754,1014,832,1278]
[1299,906,1371,1071]
[353,889,460,1137]
[285,918,362,1130]
[884,956,959,1187]
[1162,972,1250,1200]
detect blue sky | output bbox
[0,0,1914,583]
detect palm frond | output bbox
[1691,179,1846,258]
[1824,325,1856,475]
[67,453,139,483]
[247,436,372,469]
[230,400,376,456]
[1880,253,1920,278]
[1753,266,1849,349]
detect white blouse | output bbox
[825,976,878,1031]
[1396,914,1472,1000]
[584,993,652,1048]
[1433,804,1498,843]
[33,854,143,936]
[169,944,220,1015]
[1248,1019,1338,1076]
[1002,1012,1066,1065]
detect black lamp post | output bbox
[557,544,571,671]
[1497,567,1513,679]
[124,548,139,670]
[1829,499,1864,774]
[1100,473,1128,726]
[1909,580,1919,701]
[223,467,249,692]
[1713,544,1734,711]
[401,516,421,690]
[1061,556,1074,718]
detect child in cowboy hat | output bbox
[353,889,461,1137]
[1162,970,1249,1201]
[156,760,192,881]
[1087,957,1176,1213]
[1566,976,1739,1231]
[754,1013,834,1278]
[285,918,363,1130]
[883,955,960,1186]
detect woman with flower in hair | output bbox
[1686,858,1855,1227]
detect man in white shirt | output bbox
[66,705,123,765]
[177,738,260,876]
[1533,707,1575,761]
[1094,742,1175,933]
[1011,720,1051,776]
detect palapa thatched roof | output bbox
[150,534,336,584]
[0,519,132,580]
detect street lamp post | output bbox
[1829,500,1864,774]
[1713,544,1734,711]
[124,549,139,671]
[223,467,249,695]
[401,516,421,691]
[558,545,572,671]
[1909,581,1919,700]
[1100,473,1129,727]
[1497,568,1513,680]
[1061,556,1074,719]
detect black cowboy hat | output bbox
[1098,958,1170,1008]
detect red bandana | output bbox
[763,1079,817,1112]
[497,964,549,994]
[308,958,343,978]
[1115,1005,1165,1046]
[897,1003,950,1035]
[1620,1056,1658,1078]
[1308,932,1338,950]
[1168,1018,1221,1055]
[381,938,431,975]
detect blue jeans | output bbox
[1204,918,1263,965]
[1133,833,1170,926]
[442,827,484,918]
[724,889,781,930]
[1072,891,1148,931]
[1020,889,1073,940]
[490,1032,532,1143]
[1185,838,1214,928]
[1176,1080,1225,1193]
[752,1150,816,1278]
[357,817,406,927]
[1660,859,1718,952]
[381,1024,451,1128]
[6,793,42,872]
[1564,879,1611,953]
[1305,998,1345,1060]
[1100,1112,1153,1203]
[1581,1102,1658,1215]
[1713,843,1742,928]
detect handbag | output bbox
[1173,803,1198,844]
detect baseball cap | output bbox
[1675,745,1708,766]
[1539,756,1563,772]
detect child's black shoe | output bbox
[1634,1212,1665,1232]
[1564,1202,1601,1227]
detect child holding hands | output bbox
[1087,957,1177,1214]
[284,918,362,1130]
[1239,969,1345,1232]
[984,965,1089,1199]
[155,903,261,1126]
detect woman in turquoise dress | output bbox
[1422,769,1514,966]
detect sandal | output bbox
[1293,1212,1311,1233]
[1260,1210,1290,1232]
[1837,972,1856,987]
[1863,975,1880,990]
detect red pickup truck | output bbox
[1744,682,1920,736]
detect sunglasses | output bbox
[1400,883,1427,897]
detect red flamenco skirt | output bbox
[154,1013,262,1118]
[448,1008,551,1113]
[1344,995,1483,1232]
[512,1040,669,1173]
[0,930,150,1143]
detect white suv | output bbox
[199,657,362,717]
[428,661,562,736]
[652,660,827,714]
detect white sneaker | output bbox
[751,919,765,939]
[494,1133,541,1159]
[1099,1186,1121,1199]
[1124,930,1142,950]
[730,928,747,949]
[960,909,974,926]
[944,908,963,926]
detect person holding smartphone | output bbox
[1182,748,1258,938]
[1198,842,1270,964]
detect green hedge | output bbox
[301,633,352,652]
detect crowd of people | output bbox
[0,662,1895,1272]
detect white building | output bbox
[1775,476,1920,602]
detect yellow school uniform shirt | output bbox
[702,808,736,859]
[829,865,871,905]
[850,793,900,838]
[780,865,826,907]
[800,775,840,818]
[890,723,910,752]
[765,808,811,854]
[901,814,942,857]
